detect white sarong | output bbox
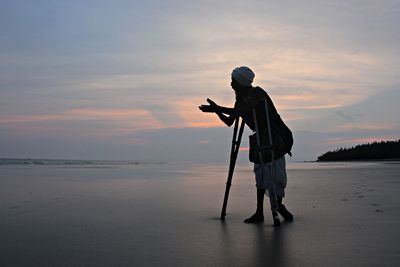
[254,156,287,197]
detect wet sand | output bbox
[0,161,399,266]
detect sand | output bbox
[0,161,399,266]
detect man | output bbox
[199,66,293,227]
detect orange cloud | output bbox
[1,108,162,126]
[278,95,314,101]
[64,109,163,129]
[174,97,231,128]
[279,103,342,111]
[173,92,334,128]
[0,108,164,139]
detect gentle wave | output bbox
[0,158,164,166]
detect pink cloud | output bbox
[0,108,164,140]
[174,97,228,128]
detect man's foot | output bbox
[272,211,281,227]
[244,213,264,223]
[278,204,294,221]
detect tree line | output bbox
[317,139,400,161]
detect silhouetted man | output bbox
[199,66,293,226]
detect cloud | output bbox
[322,136,399,146]
[0,0,399,160]
[333,122,398,132]
[0,108,163,141]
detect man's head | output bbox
[231,66,255,91]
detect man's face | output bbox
[231,78,250,97]
[231,78,241,91]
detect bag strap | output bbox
[252,99,274,166]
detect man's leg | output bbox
[244,188,265,223]
[277,197,294,221]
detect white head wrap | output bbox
[231,66,255,87]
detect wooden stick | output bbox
[220,117,245,220]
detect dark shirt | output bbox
[236,86,278,132]
[235,87,288,158]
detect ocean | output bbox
[1,159,399,266]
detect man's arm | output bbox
[199,98,244,127]
[215,108,237,127]
[216,106,234,115]
[199,99,233,114]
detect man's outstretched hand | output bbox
[199,98,218,113]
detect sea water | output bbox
[1,160,399,266]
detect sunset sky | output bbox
[1,0,399,161]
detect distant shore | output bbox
[317,140,400,161]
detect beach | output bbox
[1,160,399,266]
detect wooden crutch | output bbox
[220,117,245,220]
